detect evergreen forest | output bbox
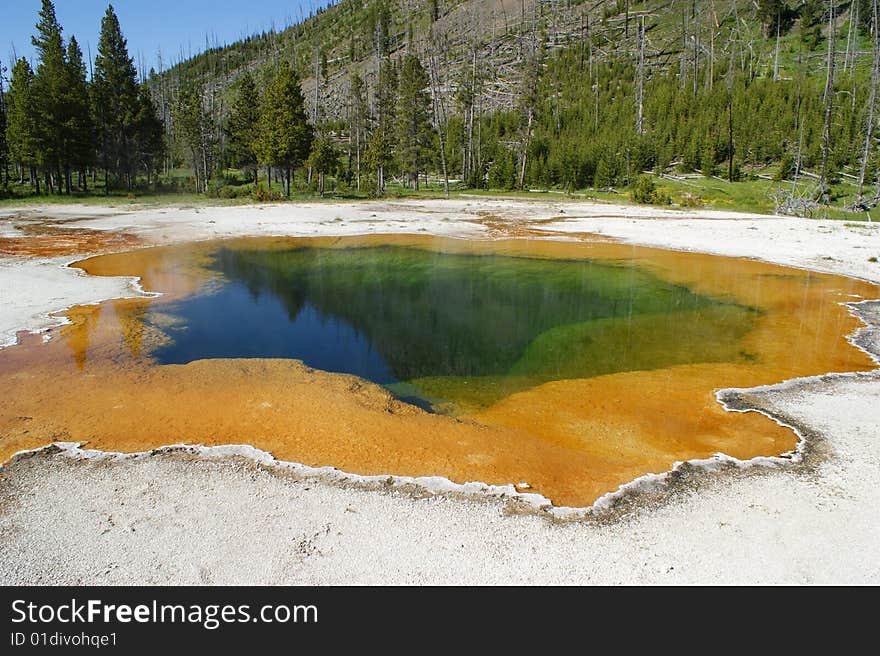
[1,0,878,218]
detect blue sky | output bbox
[2,0,331,77]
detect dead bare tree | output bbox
[707,23,715,90]
[349,71,367,192]
[635,15,645,134]
[773,16,780,80]
[428,46,450,196]
[818,0,836,198]
[844,0,858,74]
[313,45,321,123]
[518,41,541,191]
[692,24,699,98]
[680,7,688,89]
[727,42,735,182]
[773,45,819,219]
[856,0,880,210]
[794,44,805,194]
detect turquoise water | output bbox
[147,245,757,412]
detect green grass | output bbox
[2,170,877,221]
[625,173,880,221]
[0,188,237,209]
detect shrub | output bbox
[653,188,672,205]
[631,175,657,203]
[631,175,673,205]
[678,192,705,208]
[252,183,282,202]
[488,149,516,190]
[774,152,795,181]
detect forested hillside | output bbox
[1,0,878,217]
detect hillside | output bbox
[154,0,873,119]
[139,0,876,212]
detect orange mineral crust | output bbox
[0,235,875,507]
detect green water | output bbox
[150,245,758,413]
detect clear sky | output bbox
[2,0,332,78]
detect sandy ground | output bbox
[0,198,879,584]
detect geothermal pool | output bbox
[149,244,758,413]
[0,235,876,506]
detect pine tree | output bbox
[819,0,836,196]
[254,63,313,196]
[307,136,339,196]
[395,55,432,190]
[224,73,260,183]
[64,37,94,192]
[174,84,208,193]
[455,57,479,184]
[801,0,824,47]
[756,0,786,37]
[0,62,8,188]
[857,0,874,30]
[134,86,165,187]
[6,58,40,192]
[517,48,542,190]
[427,51,450,195]
[349,72,367,191]
[365,58,397,194]
[92,4,140,192]
[367,2,393,58]
[488,147,516,190]
[31,0,67,193]
[856,0,879,203]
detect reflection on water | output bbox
[1,235,875,507]
[146,246,758,411]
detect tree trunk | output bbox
[774,18,780,81]
[726,44,736,182]
[518,109,533,190]
[857,0,880,203]
[356,118,361,192]
[468,50,477,181]
[202,142,209,193]
[819,0,836,197]
[476,86,483,180]
[429,53,450,197]
[636,16,645,134]
[727,89,734,182]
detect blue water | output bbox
[152,281,397,384]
